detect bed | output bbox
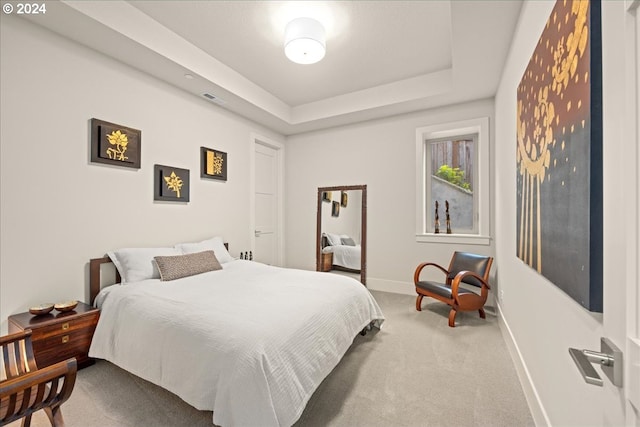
[88,237,384,427]
[321,232,361,272]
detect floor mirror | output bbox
[316,185,367,285]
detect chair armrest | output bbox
[0,329,33,347]
[450,270,491,297]
[1,358,77,407]
[413,262,449,284]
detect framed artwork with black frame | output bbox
[322,191,332,203]
[341,191,348,207]
[332,201,340,217]
[201,146,227,181]
[154,164,190,202]
[90,118,141,169]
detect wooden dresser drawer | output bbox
[31,322,97,368]
[30,314,97,340]
[8,302,100,369]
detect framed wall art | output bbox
[154,164,190,202]
[201,146,227,181]
[322,191,332,203]
[341,191,348,207]
[515,0,602,311]
[332,201,340,217]
[90,118,141,169]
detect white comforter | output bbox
[89,260,384,427]
[322,245,361,270]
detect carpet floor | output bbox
[9,290,534,427]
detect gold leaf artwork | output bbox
[164,171,183,198]
[207,151,224,175]
[105,130,128,161]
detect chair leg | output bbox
[448,308,457,327]
[21,414,32,427]
[415,295,424,311]
[479,308,486,319]
[44,406,65,427]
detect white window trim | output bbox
[415,117,491,245]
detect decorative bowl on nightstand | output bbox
[29,303,54,315]
[54,300,78,312]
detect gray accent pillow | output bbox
[341,236,356,246]
[154,250,222,281]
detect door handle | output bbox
[255,230,262,237]
[569,337,623,387]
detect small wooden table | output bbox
[8,302,100,369]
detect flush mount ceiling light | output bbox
[284,17,326,65]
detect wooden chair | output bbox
[414,251,493,327]
[0,329,77,427]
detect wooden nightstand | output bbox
[8,302,100,369]
[321,252,333,272]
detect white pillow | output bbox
[340,235,356,246]
[108,247,180,284]
[325,233,342,246]
[174,236,234,263]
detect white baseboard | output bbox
[366,277,415,295]
[497,302,550,427]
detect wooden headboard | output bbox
[89,243,229,306]
[89,256,119,306]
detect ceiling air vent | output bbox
[202,93,226,106]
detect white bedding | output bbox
[322,244,361,271]
[89,260,384,427]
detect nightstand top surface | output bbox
[9,302,98,328]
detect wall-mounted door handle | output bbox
[569,337,623,387]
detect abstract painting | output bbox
[516,0,602,311]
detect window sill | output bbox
[415,234,491,245]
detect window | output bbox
[415,117,490,245]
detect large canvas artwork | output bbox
[516,0,602,311]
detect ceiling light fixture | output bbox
[284,17,326,65]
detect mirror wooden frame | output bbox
[316,185,367,285]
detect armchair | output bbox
[414,251,493,327]
[0,329,77,427]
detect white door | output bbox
[252,139,282,265]
[576,3,640,425]
[622,1,640,422]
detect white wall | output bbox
[285,99,495,296]
[494,1,635,425]
[0,16,284,333]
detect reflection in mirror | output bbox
[316,185,367,285]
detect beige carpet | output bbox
[10,291,534,427]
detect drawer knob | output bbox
[62,322,69,330]
[62,335,69,344]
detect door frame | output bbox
[623,0,640,418]
[249,133,285,266]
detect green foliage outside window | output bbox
[435,165,471,191]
